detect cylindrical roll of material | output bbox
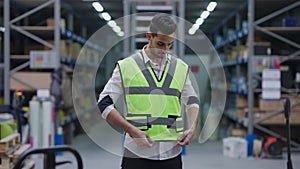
[42,101,53,147]
[264,138,282,156]
[29,101,41,149]
[253,139,263,157]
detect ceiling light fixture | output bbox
[92,2,104,12]
[200,11,210,19]
[188,1,217,35]
[207,2,217,12]
[91,2,123,36]
[118,31,124,37]
[113,26,121,33]
[196,18,204,25]
[101,12,111,21]
[0,27,5,32]
[108,20,117,28]
[188,28,196,35]
[192,24,200,30]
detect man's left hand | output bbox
[177,129,195,146]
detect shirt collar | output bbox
[141,45,169,65]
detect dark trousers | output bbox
[121,149,182,169]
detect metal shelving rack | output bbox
[3,0,61,104]
[3,0,106,143]
[248,0,300,150]
[210,0,300,150]
[3,0,104,103]
[209,1,249,128]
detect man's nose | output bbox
[161,44,169,51]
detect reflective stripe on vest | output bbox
[118,52,189,141]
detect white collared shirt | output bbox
[98,45,199,160]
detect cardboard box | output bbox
[71,42,82,59]
[46,18,66,28]
[45,40,71,58]
[223,137,248,158]
[24,43,45,54]
[259,94,300,111]
[46,18,55,26]
[236,96,247,108]
[10,72,51,91]
[254,111,300,124]
[231,128,247,137]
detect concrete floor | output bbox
[51,133,300,169]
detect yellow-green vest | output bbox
[118,52,189,141]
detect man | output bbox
[98,13,200,169]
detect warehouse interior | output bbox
[0,0,300,168]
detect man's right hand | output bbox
[106,109,154,147]
[129,128,154,147]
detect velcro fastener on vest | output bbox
[126,116,184,132]
[125,86,180,97]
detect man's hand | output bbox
[106,109,154,147]
[178,106,199,146]
[129,128,154,147]
[177,129,195,146]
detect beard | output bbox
[149,48,165,58]
[148,43,166,58]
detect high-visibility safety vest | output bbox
[118,52,189,141]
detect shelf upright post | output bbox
[4,0,10,104]
[235,12,241,96]
[178,0,185,59]
[54,0,61,69]
[247,0,254,134]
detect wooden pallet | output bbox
[0,160,36,169]
[12,144,31,164]
[0,134,35,169]
[21,161,35,169]
[0,134,21,155]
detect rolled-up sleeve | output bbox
[181,71,200,110]
[97,65,123,119]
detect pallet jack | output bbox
[13,145,83,169]
[11,90,83,169]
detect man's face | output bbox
[147,31,175,58]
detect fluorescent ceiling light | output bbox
[108,20,117,27]
[113,26,121,33]
[200,11,210,19]
[192,24,200,30]
[118,31,124,37]
[0,27,5,32]
[196,18,204,25]
[92,2,103,12]
[188,28,196,35]
[101,12,111,21]
[207,2,217,12]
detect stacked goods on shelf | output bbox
[10,72,52,91]
[211,1,300,150]
[71,42,82,60]
[45,40,72,58]
[255,94,300,125]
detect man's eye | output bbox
[157,42,164,46]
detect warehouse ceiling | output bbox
[62,0,248,35]
[1,0,299,37]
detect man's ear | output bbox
[146,32,152,40]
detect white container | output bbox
[29,100,54,148]
[223,137,248,158]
